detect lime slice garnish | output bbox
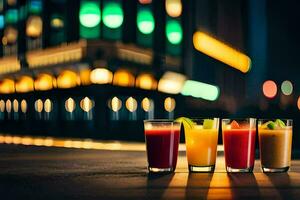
[261,121,272,129]
[175,117,194,129]
[275,119,286,128]
[267,121,277,130]
[203,119,214,129]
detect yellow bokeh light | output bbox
[141,97,153,112]
[135,73,157,90]
[90,68,113,84]
[34,99,43,113]
[80,97,94,112]
[26,16,43,37]
[57,70,78,89]
[0,79,15,94]
[165,0,182,17]
[113,69,135,87]
[164,97,176,112]
[193,32,251,73]
[44,99,53,113]
[21,99,27,113]
[65,98,76,113]
[111,97,122,112]
[4,26,18,44]
[0,100,5,112]
[158,71,186,94]
[51,18,64,28]
[16,76,34,93]
[125,97,138,112]
[6,99,12,113]
[34,73,55,91]
[13,99,18,112]
[80,68,91,86]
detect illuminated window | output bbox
[113,69,135,87]
[137,8,155,35]
[44,99,53,113]
[65,98,76,113]
[141,98,153,112]
[21,99,27,113]
[79,1,101,28]
[281,80,293,96]
[16,76,34,93]
[13,99,18,112]
[165,0,182,17]
[158,71,186,94]
[135,73,157,90]
[90,68,113,84]
[0,79,15,94]
[125,97,137,112]
[57,70,78,89]
[166,19,182,45]
[103,2,123,29]
[26,16,43,37]
[164,97,176,112]
[110,97,122,112]
[34,99,43,113]
[35,74,54,91]
[263,80,277,98]
[80,97,94,112]
[6,99,12,113]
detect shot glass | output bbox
[258,119,293,173]
[144,120,181,173]
[184,118,219,172]
[222,118,256,172]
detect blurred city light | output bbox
[57,70,78,89]
[141,98,153,112]
[165,0,182,18]
[111,97,122,112]
[5,99,11,113]
[138,0,152,4]
[113,69,135,87]
[34,99,43,113]
[79,1,101,28]
[0,100,5,112]
[12,99,18,112]
[90,68,113,84]
[137,9,155,35]
[20,99,27,113]
[103,2,123,29]
[26,16,43,37]
[80,97,94,112]
[164,97,176,112]
[16,76,34,93]
[166,19,182,45]
[125,97,138,112]
[79,68,91,86]
[158,71,186,94]
[44,99,53,113]
[135,73,157,90]
[262,80,277,98]
[65,98,76,113]
[298,97,300,110]
[34,73,55,91]
[281,80,293,96]
[193,31,251,73]
[0,79,15,94]
[181,80,220,101]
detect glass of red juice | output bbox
[144,120,181,173]
[222,118,256,172]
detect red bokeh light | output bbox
[262,80,277,98]
[138,0,152,4]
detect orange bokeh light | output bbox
[297,96,300,110]
[262,80,277,98]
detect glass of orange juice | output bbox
[178,118,219,172]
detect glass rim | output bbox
[222,118,256,121]
[143,119,180,123]
[258,119,293,121]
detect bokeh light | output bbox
[113,69,135,87]
[125,97,138,112]
[110,97,122,112]
[103,2,123,29]
[262,80,277,98]
[281,80,293,96]
[165,0,182,18]
[135,73,157,90]
[164,97,176,112]
[26,16,43,37]
[79,1,101,28]
[65,98,76,113]
[138,0,152,4]
[181,80,220,101]
[90,68,113,84]
[137,9,155,35]
[298,96,300,110]
[166,19,182,45]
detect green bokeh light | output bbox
[103,2,123,29]
[79,2,101,28]
[137,9,155,34]
[181,80,220,101]
[166,19,182,45]
[281,80,293,95]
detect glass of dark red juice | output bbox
[222,118,256,172]
[144,120,181,173]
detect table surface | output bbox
[0,144,300,199]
